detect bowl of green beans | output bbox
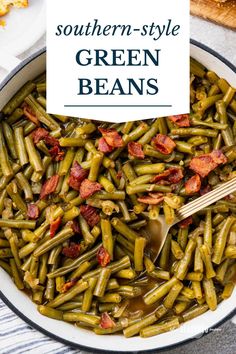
[0,40,236,353]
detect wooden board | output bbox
[191,0,236,30]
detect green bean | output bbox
[98,293,121,303]
[88,152,103,182]
[190,58,205,78]
[171,128,218,137]
[14,127,29,166]
[144,276,178,305]
[127,184,171,195]
[111,218,139,242]
[48,243,102,278]
[78,215,94,245]
[159,232,172,270]
[82,256,131,280]
[134,163,165,175]
[63,312,100,326]
[25,95,60,130]
[163,281,183,309]
[0,127,13,177]
[212,216,235,264]
[134,237,146,271]
[200,244,216,279]
[15,172,33,201]
[175,141,194,154]
[38,253,48,285]
[24,135,43,172]
[7,108,24,124]
[115,268,136,279]
[187,136,208,146]
[175,239,196,280]
[6,182,27,213]
[101,219,113,260]
[222,282,235,299]
[34,228,74,257]
[3,81,36,115]
[70,261,92,279]
[90,191,125,200]
[98,176,115,193]
[0,219,35,229]
[0,260,12,275]
[48,280,88,308]
[59,137,88,147]
[82,277,97,312]
[202,278,217,311]
[123,313,157,338]
[10,258,24,290]
[190,118,228,130]
[9,235,21,271]
[171,240,184,260]
[138,119,159,145]
[140,317,180,338]
[48,245,63,265]
[93,268,111,297]
[2,121,17,159]
[182,303,209,322]
[38,305,63,320]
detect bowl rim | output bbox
[0,39,236,353]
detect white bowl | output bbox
[0,40,236,353]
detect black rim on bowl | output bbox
[0,39,236,354]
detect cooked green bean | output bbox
[0,65,236,339]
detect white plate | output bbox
[0,0,46,56]
[0,42,236,353]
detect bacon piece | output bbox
[44,135,60,147]
[168,167,184,184]
[48,145,65,161]
[68,162,89,191]
[31,127,48,144]
[151,167,184,184]
[128,142,145,159]
[62,243,81,259]
[97,246,111,267]
[211,150,227,164]
[100,312,116,329]
[168,114,190,127]
[50,217,62,238]
[152,134,176,155]
[80,179,102,199]
[99,128,123,148]
[71,220,81,234]
[189,150,227,178]
[31,127,64,160]
[23,104,39,126]
[40,174,59,199]
[61,279,77,293]
[27,204,39,220]
[200,184,211,196]
[98,137,114,153]
[185,174,201,195]
[80,205,100,227]
[179,216,193,229]
[137,193,164,205]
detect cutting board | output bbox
[191,0,236,30]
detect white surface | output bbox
[191,16,236,66]
[0,0,46,60]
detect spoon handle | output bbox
[176,177,236,220]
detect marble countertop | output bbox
[0,14,235,354]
